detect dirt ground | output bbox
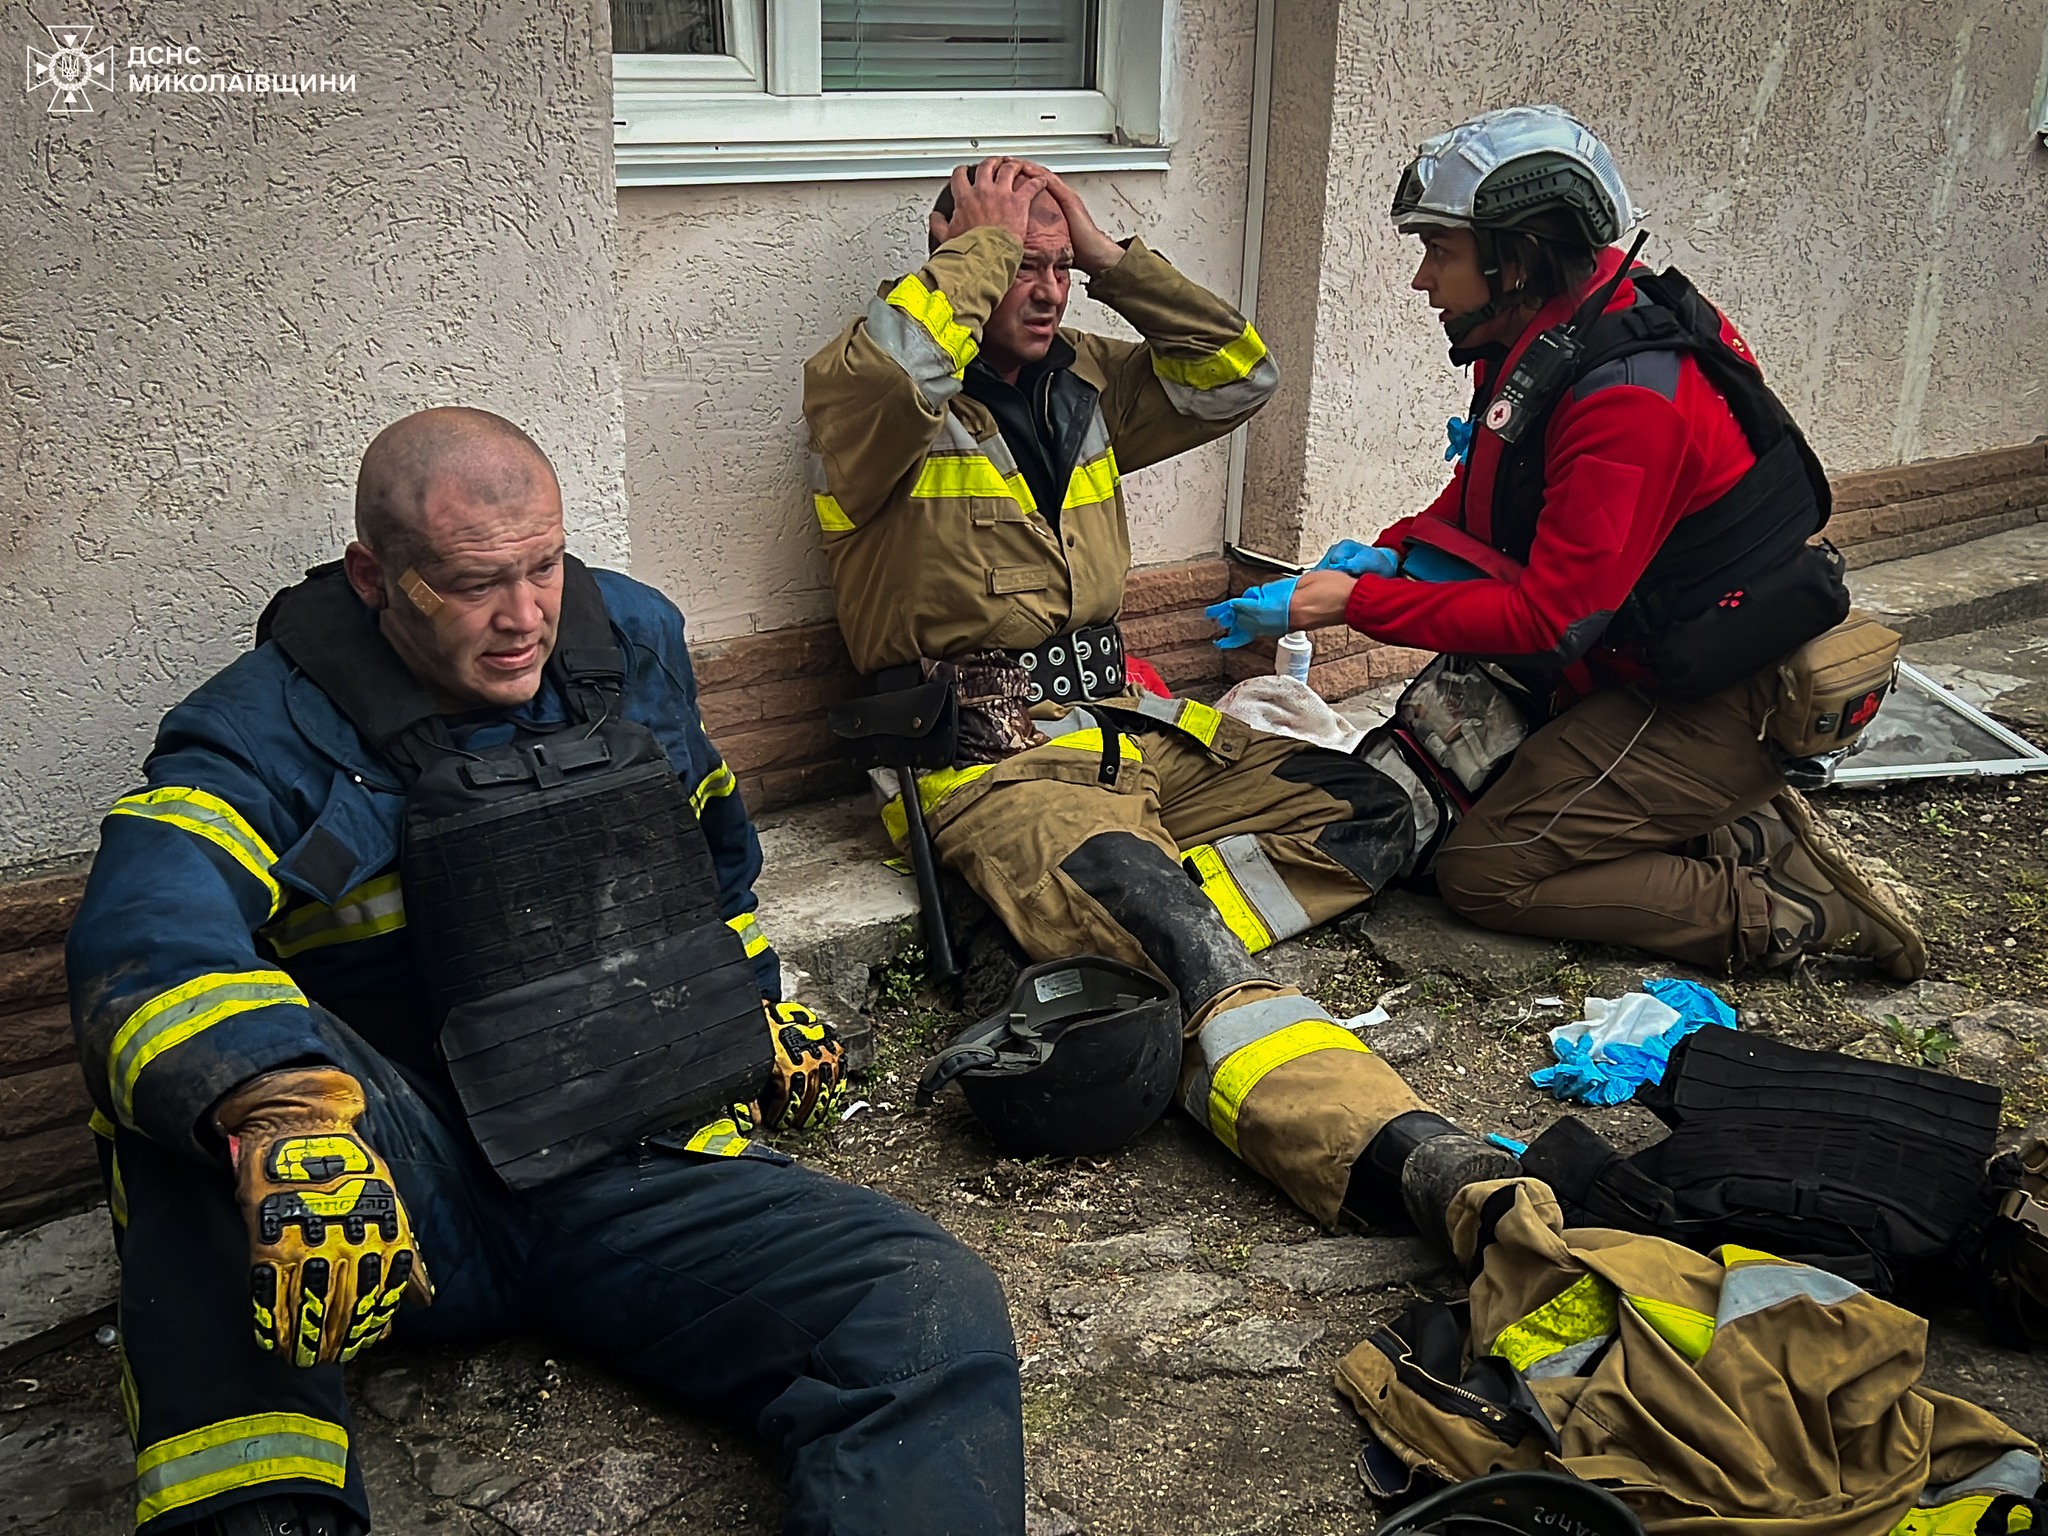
[12,722,2048,1535]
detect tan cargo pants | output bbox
[1433,668,1786,969]
[919,693,1429,1226]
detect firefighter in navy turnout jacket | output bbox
[68,408,1026,1536]
[1269,106,1927,981]
[803,159,1517,1239]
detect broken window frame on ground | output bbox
[1828,660,2048,786]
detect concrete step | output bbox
[1848,522,2048,642]
[0,1208,116,1368]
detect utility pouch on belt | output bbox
[1764,609,1901,758]
[1525,1028,2001,1297]
[1979,1137,2048,1347]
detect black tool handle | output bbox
[896,761,959,986]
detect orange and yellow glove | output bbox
[215,1068,432,1366]
[737,1002,847,1135]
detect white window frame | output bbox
[612,0,1173,187]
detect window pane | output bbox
[613,0,726,54]
[822,1,1096,91]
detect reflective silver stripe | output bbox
[1214,834,1312,944]
[1156,358,1280,422]
[1037,707,1098,739]
[805,451,830,492]
[1522,1333,1613,1380]
[1180,996,1340,1122]
[1925,1449,2044,1503]
[109,971,307,1123]
[134,1412,349,1524]
[865,296,965,410]
[1714,1260,1862,1328]
[936,412,980,454]
[1074,405,1111,464]
[978,427,1024,477]
[1133,692,1181,727]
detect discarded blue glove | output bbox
[1206,577,1298,649]
[1397,543,1487,583]
[1313,540,1401,579]
[1530,979,1738,1105]
[1445,416,1475,464]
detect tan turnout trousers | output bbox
[1434,667,1785,968]
[916,693,1427,1225]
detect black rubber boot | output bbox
[1347,1110,1520,1251]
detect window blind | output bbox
[821,1,1096,91]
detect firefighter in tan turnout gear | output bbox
[803,159,1516,1235]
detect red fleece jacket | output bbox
[1347,247,1761,689]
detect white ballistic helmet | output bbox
[1391,104,1640,247]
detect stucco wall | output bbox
[1248,0,2048,563]
[1,0,626,871]
[618,0,1260,644]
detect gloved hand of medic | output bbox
[214,1067,432,1367]
[1206,577,1299,648]
[738,1002,848,1135]
[1313,539,1401,579]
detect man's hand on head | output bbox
[928,157,1050,248]
[1021,166,1125,277]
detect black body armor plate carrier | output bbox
[267,558,769,1189]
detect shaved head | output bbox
[343,407,567,710]
[354,407,557,566]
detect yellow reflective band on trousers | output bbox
[911,454,1036,511]
[1182,842,1273,953]
[134,1411,349,1525]
[880,732,1142,843]
[814,493,855,533]
[1061,449,1119,511]
[726,911,769,958]
[885,273,977,374]
[1492,1273,1619,1374]
[691,761,738,817]
[1132,692,1224,749]
[1208,1019,1373,1157]
[108,786,283,917]
[109,970,308,1125]
[1150,321,1269,391]
[1891,1495,2036,1535]
[263,872,406,959]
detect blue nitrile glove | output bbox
[1313,540,1402,579]
[1206,577,1299,649]
[1398,543,1488,583]
[1446,416,1475,464]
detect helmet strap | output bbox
[1441,224,1532,346]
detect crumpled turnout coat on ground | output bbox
[1336,1178,2039,1535]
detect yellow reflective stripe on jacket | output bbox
[1625,1292,1716,1363]
[814,493,855,533]
[692,761,738,816]
[885,273,977,373]
[726,911,769,959]
[1492,1273,1620,1374]
[879,730,1142,843]
[684,1116,761,1158]
[1182,842,1273,952]
[1151,321,1269,391]
[1061,448,1119,511]
[134,1411,348,1525]
[911,454,1036,511]
[108,970,307,1124]
[1890,1494,2035,1535]
[107,787,282,917]
[1208,1019,1372,1157]
[264,872,406,960]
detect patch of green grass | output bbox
[876,937,927,1006]
[1879,1013,1959,1068]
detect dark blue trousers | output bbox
[115,1017,1025,1535]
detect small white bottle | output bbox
[1275,630,1313,685]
